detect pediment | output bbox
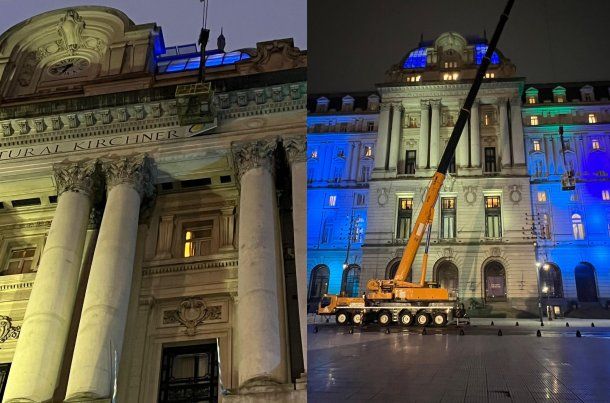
[0,6,162,101]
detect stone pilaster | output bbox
[388,103,403,173]
[65,155,154,401]
[232,138,288,388]
[456,99,469,168]
[429,99,441,168]
[4,160,97,403]
[499,98,511,167]
[219,204,236,251]
[284,136,307,372]
[470,100,481,167]
[374,103,391,171]
[418,100,430,169]
[154,215,174,259]
[510,97,526,165]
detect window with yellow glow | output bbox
[602,190,610,200]
[364,146,373,157]
[588,113,597,124]
[592,139,600,150]
[530,115,539,126]
[183,221,214,258]
[527,97,536,104]
[533,140,541,151]
[537,191,547,202]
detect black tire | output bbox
[415,311,430,327]
[377,311,392,327]
[352,312,364,325]
[399,310,414,327]
[336,311,350,325]
[432,312,448,327]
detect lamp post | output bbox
[535,262,544,326]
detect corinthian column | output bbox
[499,98,511,167]
[388,103,403,172]
[285,136,307,372]
[429,100,441,168]
[470,100,481,167]
[65,155,154,401]
[4,161,97,403]
[374,103,391,171]
[456,99,469,168]
[417,100,430,169]
[233,139,287,386]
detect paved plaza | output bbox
[308,318,610,402]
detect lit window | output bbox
[557,96,565,103]
[443,72,458,81]
[310,150,318,159]
[407,75,421,82]
[2,247,36,275]
[530,116,539,126]
[364,146,373,157]
[396,198,413,239]
[603,190,610,200]
[484,114,490,126]
[527,97,536,104]
[537,191,547,202]
[572,213,585,240]
[588,114,597,124]
[484,196,502,238]
[485,72,495,79]
[533,140,541,151]
[592,139,600,150]
[328,195,337,207]
[441,197,456,239]
[183,221,214,258]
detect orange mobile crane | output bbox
[318,0,515,327]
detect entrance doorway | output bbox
[484,261,507,301]
[435,261,459,297]
[575,262,598,302]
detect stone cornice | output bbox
[379,81,521,99]
[142,258,238,276]
[53,159,98,197]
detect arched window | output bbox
[385,259,412,282]
[571,214,585,240]
[308,265,330,312]
[341,265,361,297]
[435,261,459,297]
[539,263,563,298]
[484,261,507,301]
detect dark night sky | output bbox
[308,0,610,94]
[0,0,306,52]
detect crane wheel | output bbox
[399,311,414,327]
[377,311,392,327]
[432,312,448,327]
[352,312,364,325]
[415,312,430,327]
[336,311,350,326]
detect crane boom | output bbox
[392,0,515,283]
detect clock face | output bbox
[47,57,90,78]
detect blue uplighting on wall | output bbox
[403,47,427,69]
[474,44,500,65]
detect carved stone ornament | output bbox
[232,138,277,180]
[57,10,85,54]
[53,159,98,197]
[103,154,155,198]
[377,187,388,206]
[163,298,222,336]
[248,38,305,72]
[509,184,522,205]
[1,121,13,136]
[489,247,502,257]
[463,185,478,206]
[0,316,21,343]
[283,136,307,164]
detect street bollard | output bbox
[591,322,595,327]
[536,330,541,337]
[566,322,570,327]
[459,328,465,336]
[515,322,519,326]
[576,330,582,337]
[491,321,494,326]
[348,327,354,334]
[385,327,390,334]
[422,328,427,335]
[498,329,502,336]
[313,325,318,333]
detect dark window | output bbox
[161,182,174,190]
[0,363,9,400]
[181,178,211,188]
[405,150,416,174]
[341,265,361,297]
[366,121,375,131]
[396,198,413,239]
[11,198,41,208]
[2,247,36,275]
[48,195,58,204]
[219,175,232,183]
[484,147,497,173]
[484,196,502,238]
[440,197,456,239]
[158,344,218,403]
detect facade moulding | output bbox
[142,257,238,276]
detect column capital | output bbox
[472,98,480,106]
[283,136,307,165]
[232,138,277,180]
[420,99,430,109]
[380,103,392,112]
[497,97,509,106]
[429,99,442,108]
[509,96,522,106]
[392,102,404,112]
[53,159,98,197]
[103,154,155,198]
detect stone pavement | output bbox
[308,321,610,402]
